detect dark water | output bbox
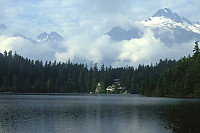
[0,94,200,133]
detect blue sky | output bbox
[0,0,199,67]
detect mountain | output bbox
[107,26,143,41]
[37,32,63,42]
[152,8,192,25]
[12,33,38,44]
[11,32,63,44]
[37,32,49,41]
[107,8,200,45]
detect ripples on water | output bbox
[0,94,200,133]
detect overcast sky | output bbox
[0,0,200,67]
[1,0,200,36]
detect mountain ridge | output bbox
[107,8,200,45]
[37,32,64,42]
[152,8,192,25]
[11,32,64,44]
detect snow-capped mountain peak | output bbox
[37,32,63,42]
[153,8,179,21]
[139,8,200,34]
[152,8,192,25]
[37,32,49,42]
[107,8,200,45]
[48,32,63,42]
[10,32,64,44]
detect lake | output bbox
[0,94,200,133]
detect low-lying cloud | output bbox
[0,25,194,67]
[113,29,194,67]
[54,26,194,67]
[0,35,58,61]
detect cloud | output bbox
[0,26,194,68]
[0,35,60,61]
[0,0,198,67]
[55,33,114,64]
[54,26,194,67]
[113,28,194,67]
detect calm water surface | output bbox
[0,94,200,133]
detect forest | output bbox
[0,42,199,97]
[141,41,200,97]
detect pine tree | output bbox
[193,41,200,60]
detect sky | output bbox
[0,0,200,67]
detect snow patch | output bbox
[164,9,168,13]
[138,16,200,34]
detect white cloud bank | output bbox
[113,29,194,67]
[54,27,194,67]
[0,26,194,67]
[0,35,58,61]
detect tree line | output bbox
[0,42,199,97]
[0,50,176,94]
[141,41,200,97]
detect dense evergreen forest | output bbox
[142,41,200,97]
[0,42,199,97]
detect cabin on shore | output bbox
[106,79,125,94]
[106,85,115,92]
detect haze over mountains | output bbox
[0,8,199,66]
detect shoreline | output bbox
[0,92,135,96]
[0,92,199,99]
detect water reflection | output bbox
[0,94,199,133]
[163,103,200,133]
